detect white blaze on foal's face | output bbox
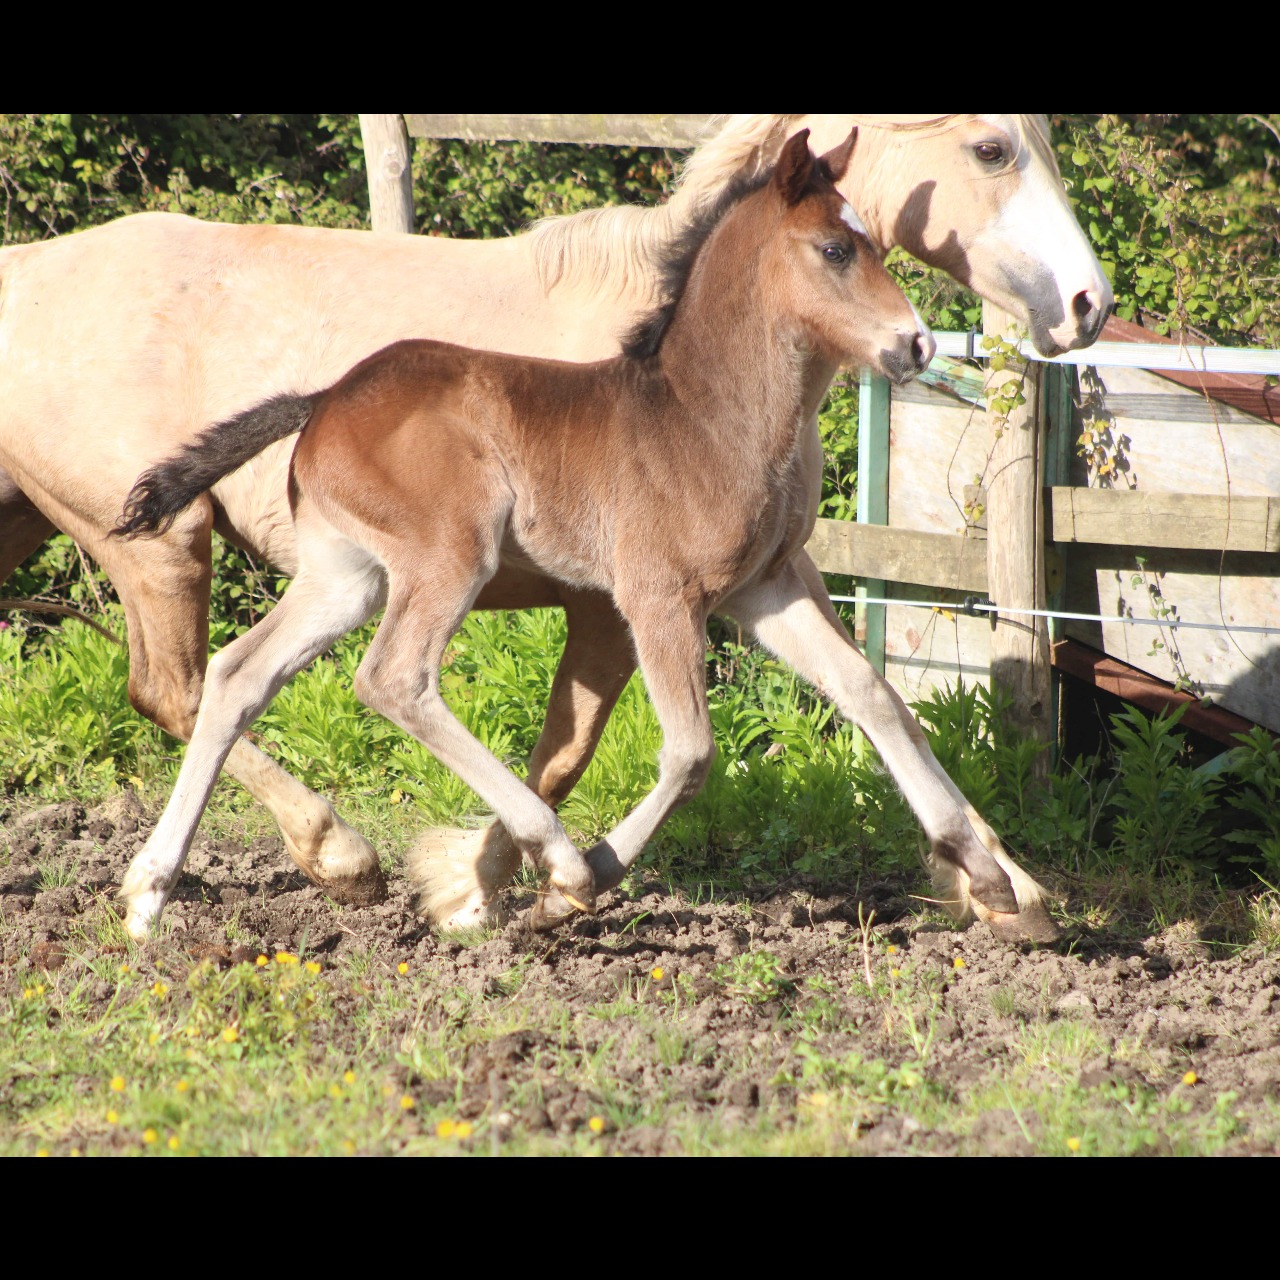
[840,202,869,239]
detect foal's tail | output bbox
[113,393,320,538]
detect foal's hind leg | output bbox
[97,506,384,905]
[0,467,57,586]
[415,589,636,928]
[723,553,1061,945]
[119,534,386,938]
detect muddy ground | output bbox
[3,793,1279,1154]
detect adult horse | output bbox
[0,115,1110,943]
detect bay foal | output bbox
[114,130,1038,941]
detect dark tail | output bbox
[113,392,320,538]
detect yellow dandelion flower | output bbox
[1066,1136,1082,1152]
[106,1110,119,1125]
[70,1148,82,1158]
[435,1120,456,1138]
[184,1025,198,1038]
[891,968,901,978]
[953,957,966,969]
[255,955,269,967]
[329,1084,344,1100]
[343,1070,356,1085]
[221,1026,239,1043]
[176,1080,189,1094]
[305,961,321,974]
[651,967,665,981]
[455,1122,473,1139]
[168,1136,181,1151]
[152,982,168,997]
[398,962,409,975]
[342,1139,357,1155]
[35,983,46,995]
[147,1032,160,1047]
[275,951,298,965]
[1183,1070,1198,1086]
[142,1128,158,1145]
[588,1115,606,1134]
[22,988,32,999]
[110,1075,126,1093]
[399,1094,415,1110]
[887,944,898,955]
[119,963,131,974]
[36,1148,49,1158]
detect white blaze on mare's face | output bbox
[840,202,869,239]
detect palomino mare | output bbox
[0,115,1109,942]
[113,130,946,938]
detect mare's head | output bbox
[796,114,1113,356]
[760,129,935,385]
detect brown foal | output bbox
[113,129,1045,942]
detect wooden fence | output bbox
[358,115,1280,747]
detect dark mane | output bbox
[620,169,772,361]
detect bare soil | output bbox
[3,794,1279,1154]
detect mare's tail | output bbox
[112,392,319,538]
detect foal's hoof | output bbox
[530,881,596,932]
[980,900,1063,946]
[311,861,388,908]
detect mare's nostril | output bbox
[1072,289,1094,320]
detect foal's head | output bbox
[757,128,935,384]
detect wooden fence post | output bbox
[983,302,1053,769]
[359,114,414,235]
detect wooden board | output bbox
[405,114,715,147]
[806,520,987,592]
[1049,488,1280,552]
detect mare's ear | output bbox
[775,128,814,206]
[818,128,858,184]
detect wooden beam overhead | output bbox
[404,114,716,148]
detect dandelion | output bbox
[342,1139,357,1155]
[275,951,298,966]
[110,1075,126,1093]
[36,1148,49,1158]
[455,1122,473,1139]
[588,1115,606,1134]
[1183,1070,1198,1086]
[176,1080,189,1094]
[651,967,665,981]
[890,968,901,978]
[221,1026,239,1043]
[119,963,131,974]
[400,1095,415,1110]
[435,1119,456,1138]
[152,981,169,997]
[952,957,966,970]
[255,955,269,967]
[398,962,409,975]
[1066,1136,1082,1152]
[22,988,33,999]
[142,1128,158,1145]
[329,1084,344,1100]
[106,1110,119,1125]
[305,961,321,974]
[343,1070,356,1085]
[147,1032,160,1047]
[70,1148,82,1158]
[887,945,898,955]
[35,983,46,996]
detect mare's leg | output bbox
[414,589,637,927]
[95,501,385,905]
[720,552,1060,944]
[119,524,387,938]
[0,467,57,585]
[357,577,596,924]
[535,591,715,928]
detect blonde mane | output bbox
[527,115,1049,298]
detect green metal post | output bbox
[855,370,891,675]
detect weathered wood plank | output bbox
[405,114,716,147]
[806,520,988,592]
[359,114,414,235]
[1049,488,1280,553]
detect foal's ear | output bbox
[818,128,858,184]
[775,128,815,206]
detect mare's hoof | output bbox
[982,900,1063,946]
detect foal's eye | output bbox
[974,142,1004,164]
[822,243,850,265]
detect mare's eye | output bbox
[974,142,1004,164]
[822,243,850,265]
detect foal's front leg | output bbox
[722,552,1061,944]
[535,592,716,928]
